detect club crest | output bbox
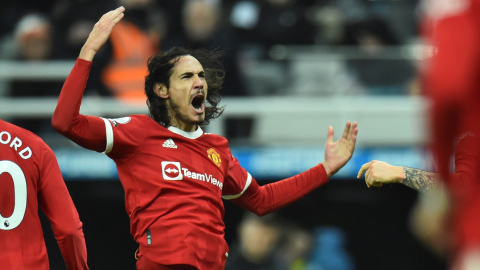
[207,148,222,167]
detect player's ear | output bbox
[154,83,168,98]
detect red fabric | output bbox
[51,58,107,153]
[0,120,88,270]
[136,254,198,270]
[231,163,327,216]
[52,58,329,269]
[423,0,480,180]
[423,0,480,262]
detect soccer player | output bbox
[422,1,480,269]
[0,119,89,270]
[52,7,358,270]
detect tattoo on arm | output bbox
[402,167,439,195]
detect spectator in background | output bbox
[52,0,115,96]
[225,212,287,270]
[230,0,314,57]
[345,17,416,95]
[0,0,57,40]
[306,4,346,46]
[0,13,65,135]
[101,0,164,102]
[52,0,166,100]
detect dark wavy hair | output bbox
[145,47,225,127]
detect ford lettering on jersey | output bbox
[161,161,223,189]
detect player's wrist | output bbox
[79,45,97,61]
[396,166,407,184]
[321,160,333,178]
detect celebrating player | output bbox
[0,119,89,270]
[52,7,358,270]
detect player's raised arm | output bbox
[357,160,439,195]
[52,7,125,152]
[230,122,358,216]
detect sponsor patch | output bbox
[161,161,183,180]
[108,117,131,127]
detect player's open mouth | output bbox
[191,93,205,113]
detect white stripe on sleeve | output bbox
[101,118,114,154]
[222,172,252,200]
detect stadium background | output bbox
[0,0,447,269]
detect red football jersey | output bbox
[103,115,250,268]
[422,0,480,261]
[52,58,329,270]
[0,120,88,270]
[423,0,480,180]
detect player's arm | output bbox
[37,146,89,270]
[444,133,479,193]
[231,164,328,216]
[51,7,125,152]
[231,122,358,216]
[357,160,439,195]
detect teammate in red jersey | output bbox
[52,7,358,270]
[0,119,89,270]
[421,0,480,269]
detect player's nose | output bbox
[192,75,204,89]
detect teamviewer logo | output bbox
[161,161,183,180]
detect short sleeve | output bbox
[222,153,252,200]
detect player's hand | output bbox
[79,6,125,61]
[322,121,358,177]
[357,160,405,188]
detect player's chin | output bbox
[190,114,205,124]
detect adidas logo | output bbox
[162,138,177,149]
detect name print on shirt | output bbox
[0,131,32,159]
[161,161,223,189]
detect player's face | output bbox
[167,55,208,131]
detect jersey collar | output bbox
[167,125,203,139]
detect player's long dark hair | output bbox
[145,47,225,127]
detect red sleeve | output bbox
[51,58,108,152]
[37,145,89,270]
[446,133,480,195]
[221,153,250,199]
[230,164,328,216]
[424,4,480,179]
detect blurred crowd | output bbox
[0,0,421,139]
[0,0,421,99]
[225,212,355,270]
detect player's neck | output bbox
[170,120,197,133]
